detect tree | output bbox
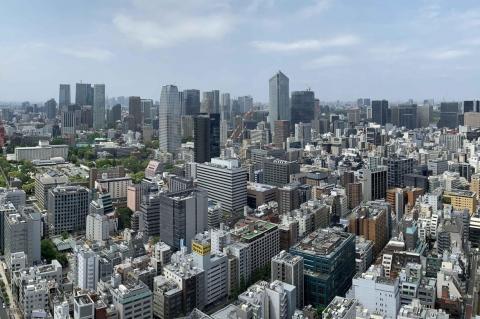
[117,207,133,229]
[51,137,66,145]
[131,172,145,184]
[41,239,57,262]
[22,181,35,195]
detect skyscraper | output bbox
[159,85,181,153]
[128,96,142,131]
[141,99,153,124]
[438,102,460,129]
[269,71,290,133]
[371,100,388,125]
[291,90,315,125]
[75,83,91,106]
[44,98,57,120]
[93,84,105,130]
[159,188,208,251]
[201,90,220,114]
[59,84,71,110]
[390,104,417,129]
[220,92,231,120]
[193,113,220,163]
[183,89,201,115]
[109,104,122,126]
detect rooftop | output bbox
[292,227,353,257]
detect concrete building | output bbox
[34,171,69,210]
[269,71,290,133]
[152,276,182,319]
[350,267,400,319]
[159,85,181,153]
[322,297,357,319]
[14,140,69,161]
[271,250,304,307]
[110,279,153,319]
[196,158,247,214]
[127,184,141,212]
[358,166,387,201]
[262,157,300,187]
[290,228,355,307]
[4,208,41,268]
[349,204,389,258]
[247,182,278,208]
[159,188,208,251]
[47,185,90,236]
[191,233,228,307]
[232,220,280,274]
[95,176,132,205]
[93,84,105,130]
[75,245,99,291]
[443,189,477,214]
[74,295,95,319]
[385,156,414,188]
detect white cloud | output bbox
[251,35,360,52]
[307,55,350,69]
[59,47,113,61]
[113,0,235,48]
[429,49,470,60]
[297,0,333,18]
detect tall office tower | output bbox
[75,83,91,106]
[390,104,417,129]
[159,85,181,153]
[417,104,432,127]
[44,98,57,119]
[193,113,220,163]
[4,208,41,268]
[159,188,208,251]
[75,246,99,291]
[47,185,90,236]
[201,91,218,114]
[141,99,153,124]
[349,204,389,257]
[238,95,253,114]
[471,174,480,200]
[196,158,247,214]
[93,84,105,130]
[220,92,231,120]
[358,166,388,201]
[262,157,300,187]
[59,84,71,110]
[347,182,363,209]
[61,105,77,135]
[273,120,290,148]
[291,90,315,125]
[128,96,142,131]
[269,71,290,133]
[183,89,201,115]
[110,103,122,125]
[220,120,228,146]
[294,122,312,146]
[385,156,414,188]
[371,100,388,125]
[438,102,460,128]
[278,184,300,214]
[290,228,355,307]
[271,251,304,307]
[464,100,475,113]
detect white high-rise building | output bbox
[269,71,290,133]
[349,266,400,319]
[220,92,231,120]
[75,246,99,291]
[196,158,247,214]
[159,85,181,153]
[93,84,105,130]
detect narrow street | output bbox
[0,261,21,319]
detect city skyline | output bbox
[2,0,480,102]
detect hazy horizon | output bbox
[2,0,480,103]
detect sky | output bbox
[1,0,480,103]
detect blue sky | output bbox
[1,0,480,103]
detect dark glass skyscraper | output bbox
[438,102,459,129]
[291,90,315,125]
[183,89,201,115]
[390,104,417,129]
[371,100,388,125]
[193,113,220,163]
